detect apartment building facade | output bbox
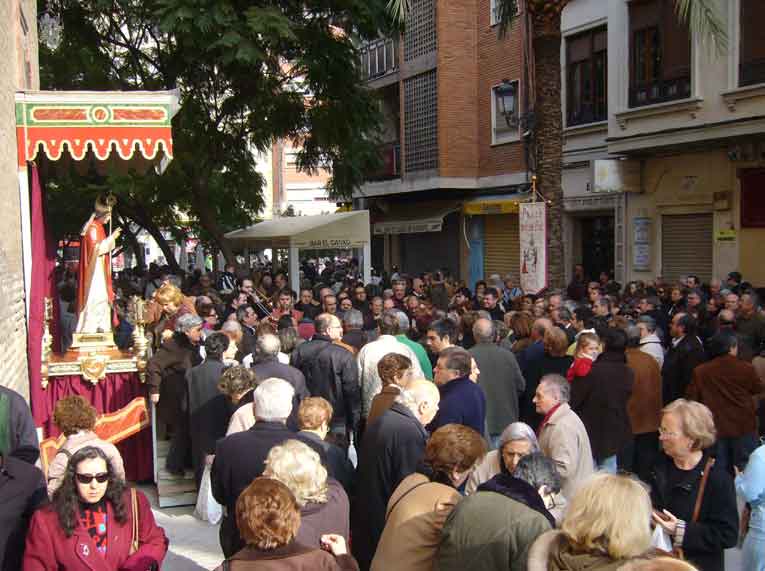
[562,0,765,286]
[357,0,530,285]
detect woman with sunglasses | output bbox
[23,446,168,571]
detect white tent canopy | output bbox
[225,211,371,291]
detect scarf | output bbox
[538,403,562,435]
[477,473,556,527]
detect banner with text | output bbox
[519,202,547,294]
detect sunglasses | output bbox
[76,472,109,484]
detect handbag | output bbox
[130,487,139,555]
[674,457,714,561]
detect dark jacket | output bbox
[0,386,39,464]
[686,354,762,438]
[295,478,350,548]
[342,329,368,353]
[571,351,634,462]
[306,343,361,434]
[647,452,738,571]
[146,332,201,426]
[351,403,428,571]
[470,342,526,435]
[426,376,486,436]
[297,432,355,494]
[662,336,706,405]
[0,456,46,571]
[519,354,573,428]
[212,422,298,557]
[185,358,230,486]
[23,488,168,571]
[217,542,359,571]
[290,334,333,376]
[251,357,309,430]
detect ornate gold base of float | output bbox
[40,297,150,389]
[70,332,117,350]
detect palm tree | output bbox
[387,0,726,288]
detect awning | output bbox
[225,211,370,250]
[15,89,180,167]
[462,193,526,215]
[373,202,460,235]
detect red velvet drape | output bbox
[41,372,153,481]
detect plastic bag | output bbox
[347,433,358,469]
[194,464,222,524]
[651,525,673,553]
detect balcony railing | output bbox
[366,142,401,181]
[741,58,765,87]
[629,75,691,108]
[359,38,398,82]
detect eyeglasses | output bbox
[658,427,680,438]
[76,472,109,484]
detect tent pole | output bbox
[363,241,372,284]
[289,244,300,293]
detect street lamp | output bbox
[496,79,518,128]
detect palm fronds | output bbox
[674,0,728,55]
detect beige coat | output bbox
[47,430,125,497]
[371,473,461,571]
[538,403,594,500]
[465,450,501,495]
[227,404,256,435]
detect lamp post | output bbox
[497,79,519,128]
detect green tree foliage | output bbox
[40,0,389,265]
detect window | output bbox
[492,80,520,145]
[566,27,607,126]
[629,0,691,107]
[359,38,398,81]
[740,0,765,87]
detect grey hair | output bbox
[256,333,281,356]
[499,422,540,451]
[539,374,570,403]
[253,377,294,422]
[221,320,242,334]
[394,310,410,332]
[343,309,364,330]
[557,307,572,322]
[473,318,495,343]
[175,313,203,333]
[514,453,562,494]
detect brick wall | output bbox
[435,0,525,179]
[437,0,479,178]
[476,1,525,177]
[0,0,38,400]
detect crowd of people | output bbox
[3,258,765,570]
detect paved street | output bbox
[141,486,223,571]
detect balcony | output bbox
[359,38,398,82]
[629,75,691,108]
[366,142,401,181]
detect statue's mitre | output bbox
[94,194,117,215]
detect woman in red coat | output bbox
[23,446,168,571]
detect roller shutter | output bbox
[483,214,520,279]
[661,213,713,283]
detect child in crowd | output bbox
[567,332,600,383]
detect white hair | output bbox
[256,333,281,356]
[253,378,294,422]
[263,439,328,506]
[221,320,242,334]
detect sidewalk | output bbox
[141,485,223,571]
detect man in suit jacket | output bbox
[687,330,764,474]
[535,374,594,500]
[351,380,440,571]
[212,378,307,557]
[662,313,706,404]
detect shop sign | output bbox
[519,202,547,294]
[633,217,652,271]
[715,229,737,242]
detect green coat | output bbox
[396,335,433,380]
[435,491,552,571]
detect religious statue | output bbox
[74,195,121,344]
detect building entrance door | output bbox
[580,215,615,282]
